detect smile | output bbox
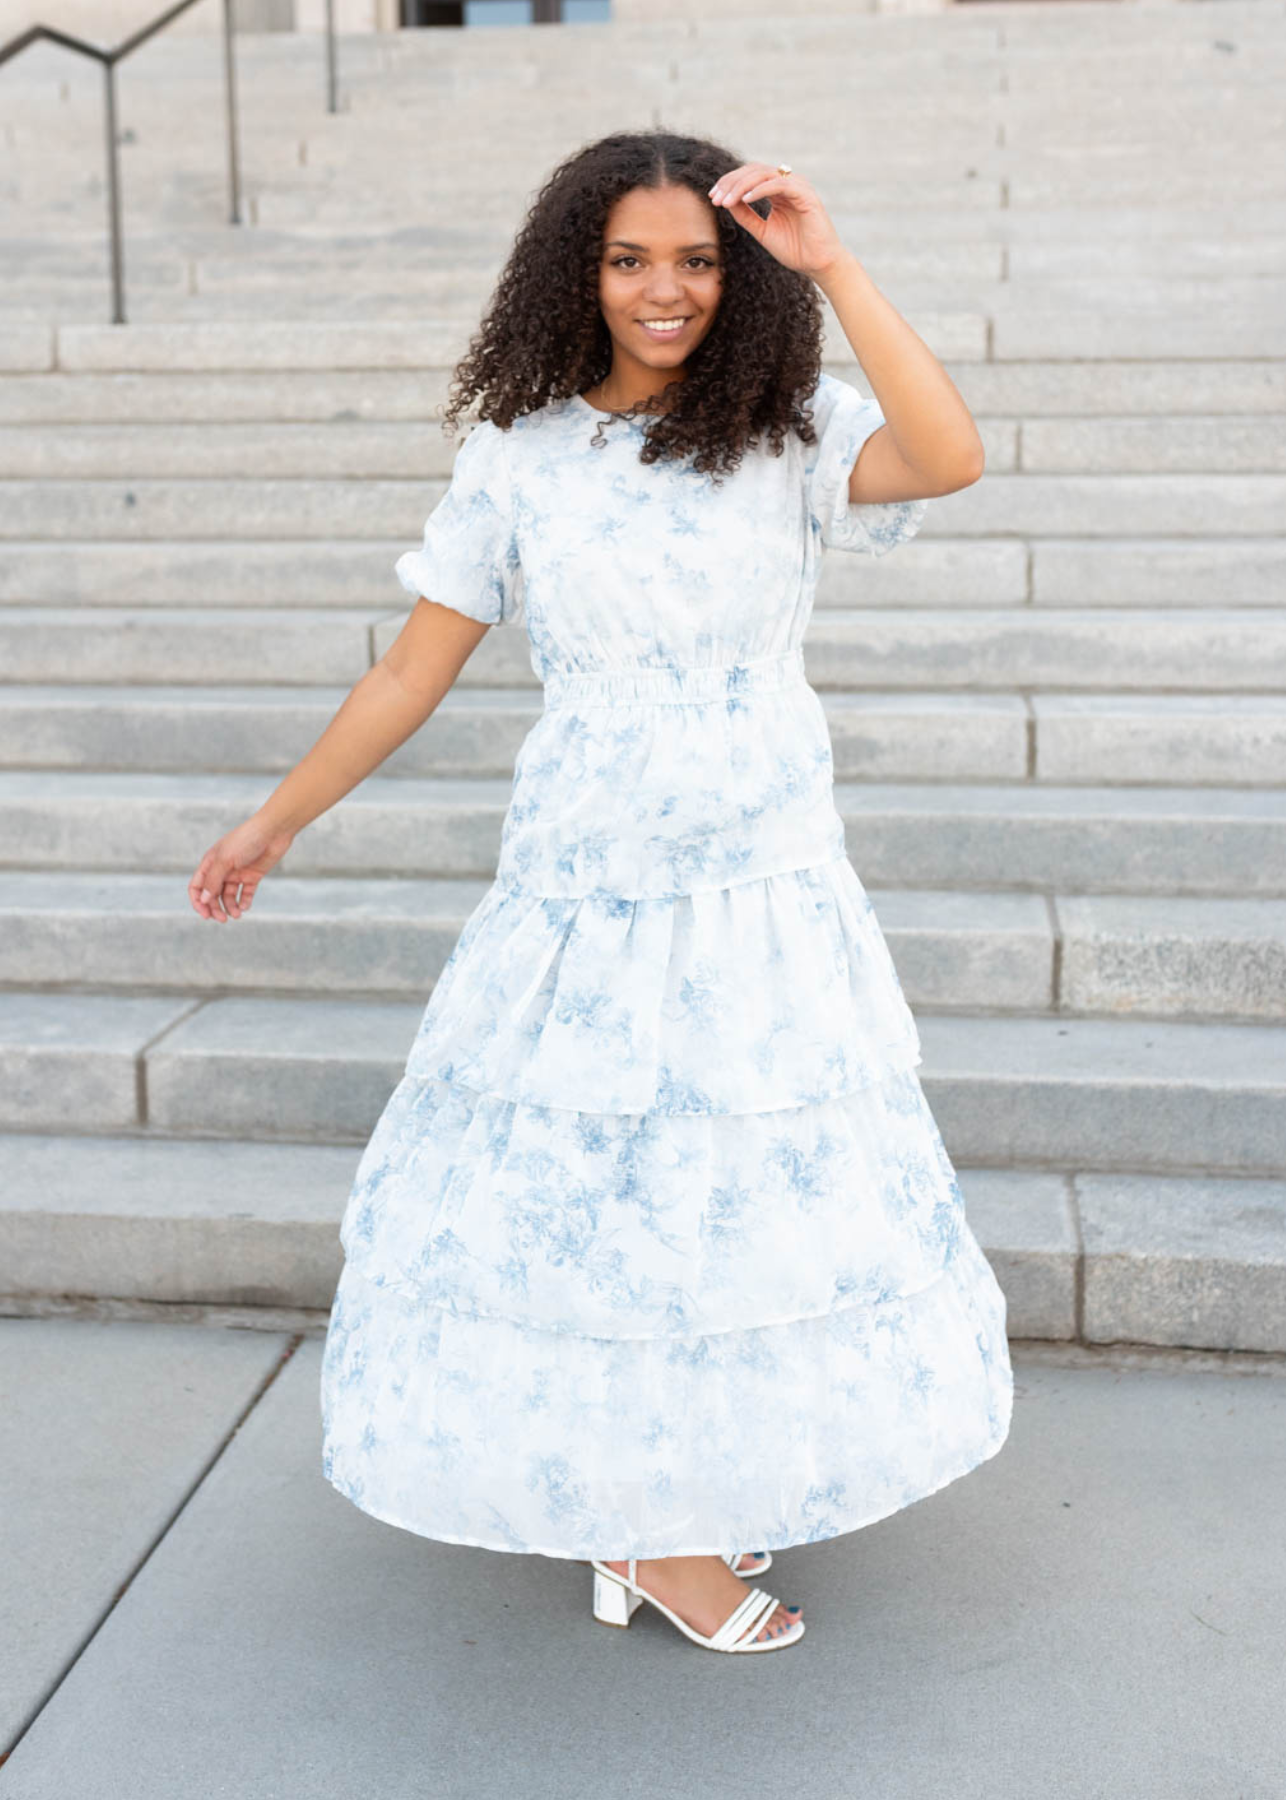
[637,318,691,338]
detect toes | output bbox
[756,1605,795,1642]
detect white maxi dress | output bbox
[319,373,1014,1559]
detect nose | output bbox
[645,281,686,306]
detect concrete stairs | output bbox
[2,0,1285,1353]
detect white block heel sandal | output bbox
[590,1560,805,1653]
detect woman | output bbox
[188,129,1013,1656]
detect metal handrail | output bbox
[0,0,339,324]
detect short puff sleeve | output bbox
[395,417,525,627]
[804,371,928,557]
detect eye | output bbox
[609,256,717,270]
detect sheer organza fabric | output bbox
[319,374,1012,1558]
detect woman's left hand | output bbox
[707,163,849,282]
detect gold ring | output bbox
[776,163,792,175]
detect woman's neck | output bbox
[585,372,683,414]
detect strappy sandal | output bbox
[590,1558,805,1653]
[725,1550,773,1577]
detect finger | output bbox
[707,163,751,200]
[198,860,231,922]
[707,164,763,206]
[738,173,791,205]
[223,870,258,919]
[709,162,779,207]
[188,858,223,919]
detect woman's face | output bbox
[594,182,724,390]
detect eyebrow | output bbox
[605,240,720,253]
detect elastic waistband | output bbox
[542,646,807,708]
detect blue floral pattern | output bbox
[320,373,1013,1559]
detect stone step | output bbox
[0,536,1014,610]
[0,422,460,480]
[3,684,1284,787]
[8,232,1285,292]
[2,991,1280,1174]
[4,339,1283,427]
[1029,694,1286,786]
[4,471,1282,539]
[316,100,1286,131]
[5,260,1286,328]
[0,1129,365,1313]
[8,285,1283,343]
[26,106,1276,168]
[4,535,1283,610]
[6,359,1282,426]
[1054,894,1286,1020]
[1,871,1281,1021]
[3,412,1283,478]
[7,321,1283,390]
[1,770,1282,895]
[13,55,1283,120]
[19,163,1286,242]
[988,304,1285,361]
[9,199,1286,253]
[0,608,388,685]
[3,606,1283,693]
[11,217,1286,272]
[6,38,1284,125]
[244,178,993,235]
[25,247,1280,358]
[0,1129,1281,1352]
[0,218,1237,275]
[789,611,1286,694]
[7,317,927,374]
[1019,416,1286,476]
[250,180,1286,236]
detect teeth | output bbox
[641,319,686,331]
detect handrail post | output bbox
[325,0,336,114]
[222,0,242,224]
[2,0,343,319]
[103,56,126,322]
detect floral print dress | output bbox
[319,373,1014,1559]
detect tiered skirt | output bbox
[319,654,1014,1559]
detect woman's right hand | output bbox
[187,813,297,922]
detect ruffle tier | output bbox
[338,1055,966,1341]
[405,854,920,1115]
[319,1223,1013,1561]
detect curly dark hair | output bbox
[440,128,828,482]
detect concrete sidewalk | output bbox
[1,1316,1283,1798]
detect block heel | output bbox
[593,1568,644,1627]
